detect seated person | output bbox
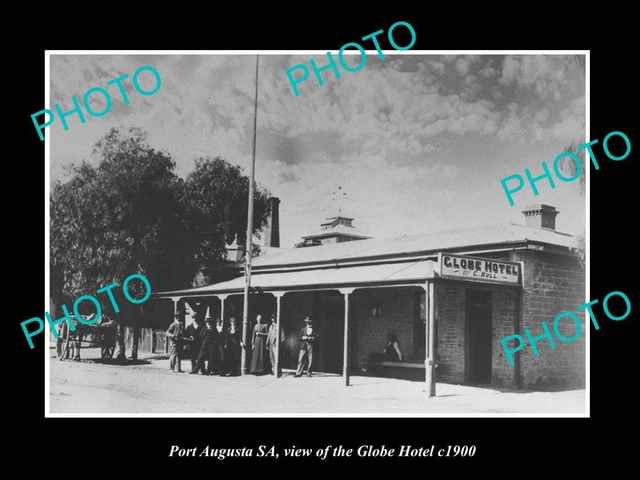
[364,333,403,373]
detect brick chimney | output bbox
[522,204,559,230]
[264,197,280,248]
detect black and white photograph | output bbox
[43,51,591,416]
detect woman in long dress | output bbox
[250,314,268,375]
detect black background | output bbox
[13,11,635,471]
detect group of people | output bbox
[250,314,321,377]
[251,314,321,377]
[166,312,322,377]
[166,313,242,376]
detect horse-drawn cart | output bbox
[56,314,118,361]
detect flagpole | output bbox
[241,54,259,375]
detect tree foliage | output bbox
[571,233,586,269]
[556,117,587,269]
[51,127,272,316]
[51,128,190,305]
[556,54,586,269]
[557,139,586,199]
[183,156,271,265]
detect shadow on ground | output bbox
[90,358,153,366]
[361,372,582,395]
[56,357,153,366]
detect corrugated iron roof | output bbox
[156,258,437,297]
[154,222,576,298]
[253,222,577,268]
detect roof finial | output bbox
[332,186,347,216]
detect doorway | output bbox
[314,292,345,374]
[466,289,492,385]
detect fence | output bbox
[124,327,168,354]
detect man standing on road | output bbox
[294,317,319,378]
[166,313,186,373]
[185,314,203,373]
[192,315,217,375]
[267,313,285,375]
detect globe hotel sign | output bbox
[437,253,522,286]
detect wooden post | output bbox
[422,285,428,384]
[241,55,260,376]
[425,281,436,397]
[219,295,228,327]
[241,267,252,376]
[340,288,355,386]
[275,292,284,378]
[515,289,523,390]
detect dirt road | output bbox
[48,348,586,415]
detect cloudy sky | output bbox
[48,52,586,249]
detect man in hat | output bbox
[295,316,319,377]
[224,317,242,376]
[267,313,286,375]
[185,313,203,373]
[166,313,186,373]
[192,314,217,375]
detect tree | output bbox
[183,156,271,266]
[50,128,272,361]
[557,140,586,199]
[51,127,192,360]
[556,54,587,268]
[184,156,271,260]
